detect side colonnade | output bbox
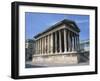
[35,28,80,55]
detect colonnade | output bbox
[35,28,80,55]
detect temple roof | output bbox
[25,39,35,43]
[34,19,80,38]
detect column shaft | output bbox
[72,33,74,51]
[76,35,78,51]
[70,31,72,51]
[35,41,37,54]
[59,30,62,53]
[38,39,40,54]
[78,35,80,51]
[47,35,49,53]
[68,31,71,51]
[64,29,67,52]
[75,35,77,51]
[36,40,38,54]
[55,32,57,53]
[44,36,46,54]
[42,38,44,54]
[49,34,51,53]
[46,36,47,54]
[43,37,45,54]
[51,33,53,54]
[37,40,39,54]
[74,34,76,51]
[41,39,43,54]
[40,39,41,54]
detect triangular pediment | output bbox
[34,19,80,38]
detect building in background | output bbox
[78,40,89,63]
[80,40,89,52]
[25,39,35,61]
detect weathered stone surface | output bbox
[32,53,78,66]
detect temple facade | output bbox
[32,19,80,65]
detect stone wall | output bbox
[32,53,78,66]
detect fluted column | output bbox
[76,35,78,51]
[43,37,44,54]
[72,33,74,51]
[74,35,77,51]
[49,34,51,54]
[74,34,76,51]
[70,32,72,52]
[45,36,47,54]
[42,38,44,54]
[59,30,62,53]
[40,39,42,54]
[47,35,49,53]
[39,39,40,54]
[55,32,57,53]
[36,40,38,54]
[35,41,37,54]
[40,39,41,54]
[77,35,80,51]
[50,33,53,54]
[44,36,46,54]
[76,35,77,51]
[37,40,39,54]
[64,29,67,52]
[42,38,43,54]
[38,39,40,54]
[68,31,71,51]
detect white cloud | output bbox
[76,20,89,24]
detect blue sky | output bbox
[25,12,89,41]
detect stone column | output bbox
[75,35,77,51]
[38,40,39,54]
[68,31,71,51]
[41,38,42,54]
[64,29,67,52]
[40,39,42,54]
[43,37,45,54]
[37,40,39,54]
[42,38,44,54]
[76,35,78,51]
[44,36,46,54]
[35,41,37,54]
[46,36,47,54]
[59,30,62,53]
[72,33,74,51]
[36,40,37,54]
[55,32,57,53]
[50,33,53,54]
[74,35,76,51]
[74,34,76,51]
[49,34,51,53]
[48,35,50,54]
[38,39,40,54]
[40,38,42,54]
[70,32,72,52]
[44,37,46,54]
[39,39,40,54]
[77,35,80,51]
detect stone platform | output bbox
[32,52,79,66]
